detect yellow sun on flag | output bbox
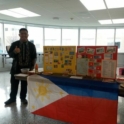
[34,80,51,102]
[60,91,64,96]
[32,105,35,110]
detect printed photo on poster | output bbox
[104,54,113,59]
[94,55,102,59]
[87,48,95,55]
[78,47,85,53]
[96,47,105,54]
[46,66,52,70]
[106,47,116,53]
[70,52,74,55]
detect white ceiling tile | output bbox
[80,0,106,11]
[54,0,87,12]
[0,0,21,4]
[109,8,124,19]
[90,10,110,20]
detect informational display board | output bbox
[77,46,117,79]
[43,46,76,75]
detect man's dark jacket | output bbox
[8,40,37,74]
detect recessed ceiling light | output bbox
[0,7,40,18]
[98,20,112,24]
[0,10,26,18]
[113,19,124,24]
[9,8,40,17]
[105,0,124,9]
[80,0,106,11]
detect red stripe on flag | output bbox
[32,95,117,124]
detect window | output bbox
[45,28,61,46]
[80,29,96,46]
[62,29,78,46]
[115,29,124,53]
[96,29,114,46]
[0,23,3,53]
[4,24,24,47]
[28,26,43,53]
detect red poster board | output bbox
[77,46,117,79]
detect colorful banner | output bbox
[77,46,117,79]
[28,75,118,124]
[43,46,76,75]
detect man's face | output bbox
[19,30,28,41]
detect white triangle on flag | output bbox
[27,75,68,112]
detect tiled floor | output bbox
[0,72,67,124]
[0,72,123,124]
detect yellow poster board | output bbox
[43,46,76,75]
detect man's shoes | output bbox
[21,99,28,105]
[4,99,16,105]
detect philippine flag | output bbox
[28,75,118,124]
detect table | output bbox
[14,68,43,80]
[14,71,124,97]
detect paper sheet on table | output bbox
[15,74,28,77]
[29,68,43,73]
[70,76,82,79]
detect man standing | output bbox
[5,28,37,105]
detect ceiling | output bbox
[0,0,124,27]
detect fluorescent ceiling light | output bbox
[9,8,40,17]
[113,19,124,24]
[0,7,40,18]
[0,10,26,18]
[98,20,112,24]
[105,0,124,9]
[80,0,106,11]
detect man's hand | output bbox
[14,46,20,54]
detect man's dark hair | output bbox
[19,28,28,33]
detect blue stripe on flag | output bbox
[41,75,118,101]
